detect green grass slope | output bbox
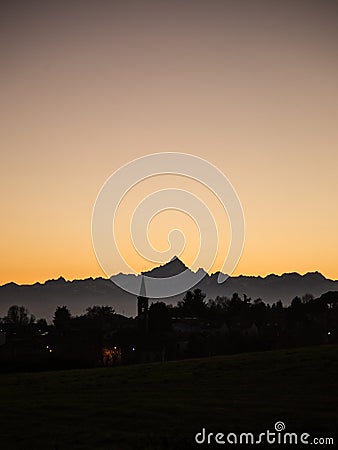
[0,345,337,449]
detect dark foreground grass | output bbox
[0,345,337,449]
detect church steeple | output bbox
[139,274,147,298]
[137,275,149,332]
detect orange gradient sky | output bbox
[1,0,337,284]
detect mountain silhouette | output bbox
[143,256,189,278]
[0,259,337,320]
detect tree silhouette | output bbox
[149,302,172,333]
[85,305,115,320]
[5,305,34,326]
[53,306,71,332]
[178,289,207,317]
[84,305,116,336]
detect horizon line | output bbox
[1,269,337,288]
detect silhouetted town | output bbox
[0,280,337,372]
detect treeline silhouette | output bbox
[0,290,337,372]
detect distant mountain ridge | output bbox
[0,258,337,320]
[142,256,189,278]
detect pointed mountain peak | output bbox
[170,255,178,262]
[143,256,189,278]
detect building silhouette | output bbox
[137,275,149,333]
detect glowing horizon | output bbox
[1,1,337,285]
[2,255,337,287]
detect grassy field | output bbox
[0,345,337,449]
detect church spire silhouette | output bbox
[139,274,147,297]
[137,274,149,333]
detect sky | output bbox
[1,0,337,285]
